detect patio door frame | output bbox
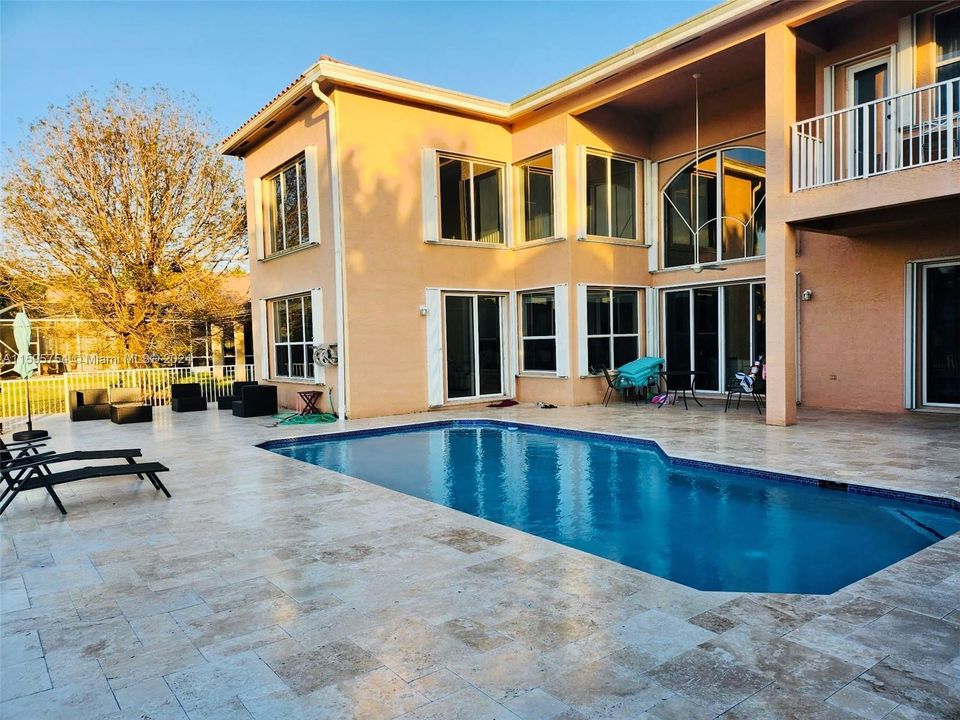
[920,258,960,408]
[905,256,960,410]
[845,52,895,178]
[661,279,766,394]
[441,291,509,403]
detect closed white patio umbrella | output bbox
[12,311,46,440]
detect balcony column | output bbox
[765,24,798,426]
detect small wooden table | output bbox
[296,390,323,415]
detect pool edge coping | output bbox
[256,417,960,513]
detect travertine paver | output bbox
[0,402,958,719]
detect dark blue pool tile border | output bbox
[258,419,960,513]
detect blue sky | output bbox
[1,1,713,149]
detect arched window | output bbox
[662,147,766,268]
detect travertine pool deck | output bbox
[1,403,958,719]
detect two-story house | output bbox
[220,0,959,425]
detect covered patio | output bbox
[2,403,958,719]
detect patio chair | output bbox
[109,387,153,424]
[232,384,278,418]
[170,383,207,412]
[217,381,258,410]
[0,447,170,516]
[724,373,766,414]
[69,388,111,422]
[600,366,635,407]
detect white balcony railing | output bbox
[792,78,960,191]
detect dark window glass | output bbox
[925,264,959,404]
[522,292,555,338]
[586,290,610,335]
[665,291,691,374]
[613,336,639,368]
[473,163,503,244]
[445,295,475,398]
[585,154,609,237]
[438,156,503,243]
[276,300,289,343]
[477,296,502,395]
[753,284,766,362]
[612,291,638,334]
[724,284,752,386]
[587,337,610,371]
[439,157,468,240]
[275,346,289,377]
[522,155,554,241]
[523,339,557,372]
[297,157,309,243]
[610,158,636,239]
[693,288,719,391]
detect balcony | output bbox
[792,79,960,192]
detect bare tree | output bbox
[1,84,246,365]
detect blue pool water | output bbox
[265,421,960,594]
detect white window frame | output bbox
[934,6,960,82]
[661,281,766,393]
[518,289,557,374]
[441,291,508,402]
[270,293,315,381]
[516,153,556,243]
[264,154,314,256]
[660,146,766,270]
[436,152,507,245]
[585,287,641,372]
[582,149,640,242]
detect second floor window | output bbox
[585,153,637,240]
[936,7,960,85]
[663,147,765,268]
[438,154,504,244]
[518,154,554,241]
[265,155,309,254]
[272,294,314,379]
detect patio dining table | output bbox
[657,370,705,410]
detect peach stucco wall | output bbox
[797,211,960,414]
[242,103,341,413]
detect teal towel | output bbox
[615,357,664,388]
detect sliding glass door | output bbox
[923,262,960,407]
[444,294,505,401]
[664,283,766,392]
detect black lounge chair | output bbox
[0,440,170,516]
[170,383,207,412]
[232,384,278,418]
[217,381,258,410]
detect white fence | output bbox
[0,364,255,423]
[792,78,960,190]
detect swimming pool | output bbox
[262,420,960,594]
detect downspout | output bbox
[312,81,349,418]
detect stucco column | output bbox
[765,24,798,426]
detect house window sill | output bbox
[578,235,643,247]
[260,242,320,262]
[516,237,566,250]
[426,239,508,249]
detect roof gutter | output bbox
[310,81,350,419]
